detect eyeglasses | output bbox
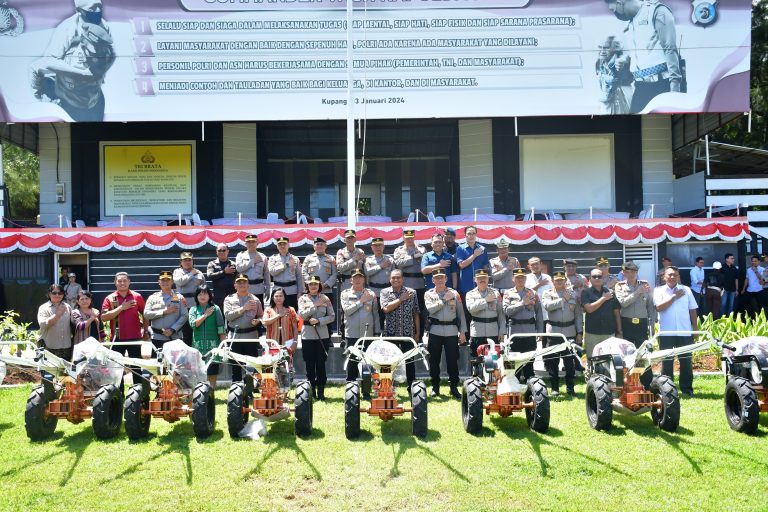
[590,275,603,279]
[216,249,228,252]
[50,291,64,295]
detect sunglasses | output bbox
[590,275,603,279]
[217,249,228,252]
[50,291,64,295]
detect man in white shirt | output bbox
[689,257,705,313]
[653,266,698,397]
[741,255,766,318]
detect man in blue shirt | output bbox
[456,225,490,332]
[421,233,458,290]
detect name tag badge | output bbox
[324,264,331,273]
[632,318,640,324]
[365,304,371,312]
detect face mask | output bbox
[80,9,102,25]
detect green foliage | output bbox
[2,143,40,220]
[698,310,768,352]
[0,310,38,356]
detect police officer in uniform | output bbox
[503,268,544,382]
[173,251,204,343]
[298,275,335,400]
[596,256,619,290]
[490,237,519,294]
[424,267,467,398]
[224,274,264,382]
[302,237,337,331]
[336,229,366,335]
[342,269,379,398]
[364,237,394,331]
[394,228,427,327]
[542,271,582,397]
[207,243,236,311]
[268,236,304,311]
[235,233,270,306]
[614,261,656,347]
[465,268,504,376]
[144,271,188,350]
[564,258,588,299]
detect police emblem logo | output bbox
[691,0,717,26]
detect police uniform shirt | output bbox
[144,291,188,341]
[394,244,427,290]
[223,292,263,333]
[541,288,582,338]
[466,287,504,337]
[424,287,467,336]
[298,293,335,340]
[341,287,379,338]
[173,267,205,298]
[566,273,588,299]
[336,247,366,291]
[615,280,657,322]
[490,255,519,292]
[604,273,620,290]
[503,287,544,334]
[364,254,395,296]
[302,252,337,293]
[268,253,304,296]
[235,249,270,296]
[624,0,682,88]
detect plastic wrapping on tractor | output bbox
[162,340,207,390]
[72,337,124,391]
[724,336,768,360]
[592,337,637,358]
[365,339,407,383]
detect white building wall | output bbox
[222,122,258,217]
[38,123,72,226]
[458,119,494,214]
[642,115,674,217]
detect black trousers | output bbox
[460,292,472,335]
[179,323,193,346]
[428,333,459,390]
[117,338,144,390]
[345,337,361,381]
[416,288,427,334]
[630,79,670,113]
[510,335,537,382]
[659,335,693,394]
[469,336,499,375]
[621,317,649,348]
[302,338,330,389]
[230,337,262,383]
[543,336,574,392]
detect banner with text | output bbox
[102,143,194,217]
[0,0,751,121]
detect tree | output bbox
[713,0,768,147]
[2,143,39,220]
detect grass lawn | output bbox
[0,375,766,512]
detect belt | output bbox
[548,320,575,328]
[429,318,456,326]
[151,336,172,342]
[227,326,258,334]
[621,317,648,325]
[369,282,387,289]
[248,278,264,285]
[181,293,195,298]
[473,316,498,324]
[510,318,536,325]
[403,272,423,278]
[633,63,668,81]
[274,280,297,287]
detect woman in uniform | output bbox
[298,276,335,400]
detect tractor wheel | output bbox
[524,377,550,433]
[724,377,759,435]
[344,381,361,440]
[227,382,250,438]
[24,385,58,441]
[461,378,483,434]
[92,384,123,439]
[124,384,151,440]
[586,375,613,431]
[191,382,216,438]
[294,380,313,437]
[650,375,680,432]
[411,380,428,438]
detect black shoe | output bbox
[551,390,560,399]
[430,388,440,397]
[566,388,576,397]
[682,390,694,398]
[363,392,372,401]
[318,387,326,401]
[449,386,461,399]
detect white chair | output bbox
[74,220,86,228]
[298,213,308,224]
[407,212,415,223]
[192,213,210,226]
[427,211,437,222]
[313,217,323,224]
[266,212,279,223]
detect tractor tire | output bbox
[124,384,151,440]
[294,380,313,437]
[524,377,550,433]
[724,377,759,435]
[344,381,361,440]
[461,378,483,434]
[191,382,216,438]
[586,375,613,431]
[92,384,123,439]
[650,375,680,432]
[411,380,428,438]
[227,382,250,438]
[24,385,58,441]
